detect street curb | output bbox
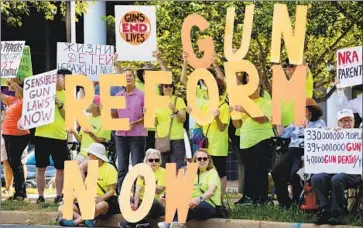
[0,211,361,228]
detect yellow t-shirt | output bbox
[97,162,118,196]
[239,97,274,149]
[192,169,221,207]
[136,167,166,200]
[235,128,240,136]
[35,90,67,140]
[156,96,186,140]
[201,100,230,157]
[79,115,111,157]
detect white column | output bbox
[83,2,106,45]
[327,87,338,128]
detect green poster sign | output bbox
[1,45,33,86]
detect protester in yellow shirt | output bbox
[232,77,274,205]
[68,95,111,165]
[154,82,187,169]
[34,69,71,204]
[158,148,221,228]
[119,149,166,228]
[57,143,118,227]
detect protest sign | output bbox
[304,128,363,174]
[0,41,25,78]
[18,46,33,81]
[57,42,114,81]
[21,70,57,129]
[336,46,362,88]
[115,5,157,61]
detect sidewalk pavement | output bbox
[1,211,361,228]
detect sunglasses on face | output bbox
[163,84,173,88]
[148,158,160,163]
[196,157,208,162]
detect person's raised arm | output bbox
[9,80,23,99]
[0,93,9,106]
[153,48,169,71]
[114,52,122,74]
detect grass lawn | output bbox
[1,200,59,212]
[1,187,56,195]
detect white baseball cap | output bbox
[337,109,354,121]
[85,143,109,162]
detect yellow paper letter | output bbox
[272,65,307,126]
[119,164,156,223]
[65,75,93,131]
[63,160,98,220]
[224,5,254,61]
[270,4,307,64]
[224,61,264,119]
[99,74,128,131]
[144,71,172,128]
[181,14,214,69]
[186,68,219,125]
[165,163,198,223]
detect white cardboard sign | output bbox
[337,46,362,88]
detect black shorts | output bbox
[211,156,227,178]
[74,195,120,218]
[34,136,68,170]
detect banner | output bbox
[304,128,362,174]
[115,5,157,61]
[0,41,25,78]
[21,70,57,129]
[337,46,362,88]
[57,42,114,81]
[18,46,33,82]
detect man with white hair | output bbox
[311,109,362,225]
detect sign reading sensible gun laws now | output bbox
[304,128,363,174]
[21,70,57,129]
[57,42,114,81]
[0,41,25,78]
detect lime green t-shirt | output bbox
[201,100,230,157]
[97,162,118,196]
[192,169,221,207]
[235,128,240,136]
[79,115,111,157]
[156,96,186,140]
[137,167,166,199]
[35,90,67,140]
[239,97,274,149]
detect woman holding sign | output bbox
[271,98,326,209]
[1,78,30,201]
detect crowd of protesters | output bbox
[1,48,362,228]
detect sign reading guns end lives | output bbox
[304,128,363,175]
[21,70,57,129]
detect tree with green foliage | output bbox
[104,1,362,101]
[1,1,89,27]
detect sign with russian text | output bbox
[57,42,114,81]
[0,41,25,78]
[21,70,57,129]
[115,5,157,61]
[337,46,362,88]
[304,128,362,174]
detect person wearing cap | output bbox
[311,109,362,225]
[1,78,30,201]
[271,98,326,208]
[34,68,71,204]
[113,68,147,192]
[57,143,119,227]
[68,95,111,164]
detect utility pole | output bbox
[65,1,76,43]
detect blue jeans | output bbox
[115,136,146,191]
[174,201,216,222]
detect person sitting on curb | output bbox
[119,149,166,228]
[57,143,119,227]
[312,109,362,225]
[158,148,221,228]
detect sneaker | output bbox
[158,222,170,228]
[328,210,342,225]
[37,196,46,204]
[118,221,131,228]
[235,196,254,206]
[84,219,96,227]
[6,195,26,201]
[58,218,76,227]
[170,222,186,228]
[54,195,63,204]
[135,222,150,228]
[313,209,331,225]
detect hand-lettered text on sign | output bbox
[0,41,25,78]
[336,46,363,88]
